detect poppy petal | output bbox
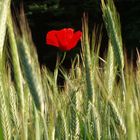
[46,30,59,47]
[65,28,74,41]
[67,31,82,50]
[56,28,74,49]
[46,28,82,51]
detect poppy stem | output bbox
[56,52,67,68]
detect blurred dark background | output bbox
[12,0,140,69]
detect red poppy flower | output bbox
[46,28,82,51]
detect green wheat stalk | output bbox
[61,111,69,140]
[7,11,25,123]
[75,66,83,140]
[0,64,12,140]
[101,0,124,70]
[82,14,101,140]
[109,99,126,135]
[0,0,11,57]
[82,14,95,103]
[101,0,126,100]
[0,87,11,140]
[106,41,116,95]
[9,85,20,135]
[17,39,43,111]
[70,91,77,139]
[34,105,41,140]
[125,68,137,140]
[0,1,12,138]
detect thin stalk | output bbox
[121,70,126,101]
